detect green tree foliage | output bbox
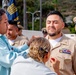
[51,0,58,10]
[42,1,54,17]
[26,0,39,12]
[16,0,23,25]
[16,0,56,30]
[68,23,76,33]
[16,0,72,32]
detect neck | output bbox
[48,32,62,40]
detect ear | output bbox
[44,53,49,62]
[62,22,65,29]
[16,27,18,32]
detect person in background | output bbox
[17,24,24,36]
[73,16,76,31]
[0,8,33,75]
[17,24,29,40]
[10,37,60,75]
[42,27,48,37]
[72,17,76,41]
[45,10,76,75]
[6,20,28,47]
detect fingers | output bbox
[50,57,60,69]
[50,57,60,63]
[50,58,55,62]
[50,57,60,74]
[27,36,40,46]
[32,35,40,38]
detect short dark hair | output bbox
[47,10,65,22]
[8,20,18,27]
[0,8,6,21]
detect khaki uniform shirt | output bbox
[45,34,76,75]
[9,36,29,47]
[19,35,29,41]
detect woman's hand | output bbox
[27,36,40,46]
[50,57,60,75]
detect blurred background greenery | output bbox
[0,0,76,33]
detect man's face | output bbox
[6,24,18,39]
[0,13,8,34]
[46,15,64,36]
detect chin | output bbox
[48,32,55,34]
[48,32,56,36]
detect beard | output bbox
[48,30,61,37]
[47,25,62,37]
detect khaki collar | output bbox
[46,34,70,49]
